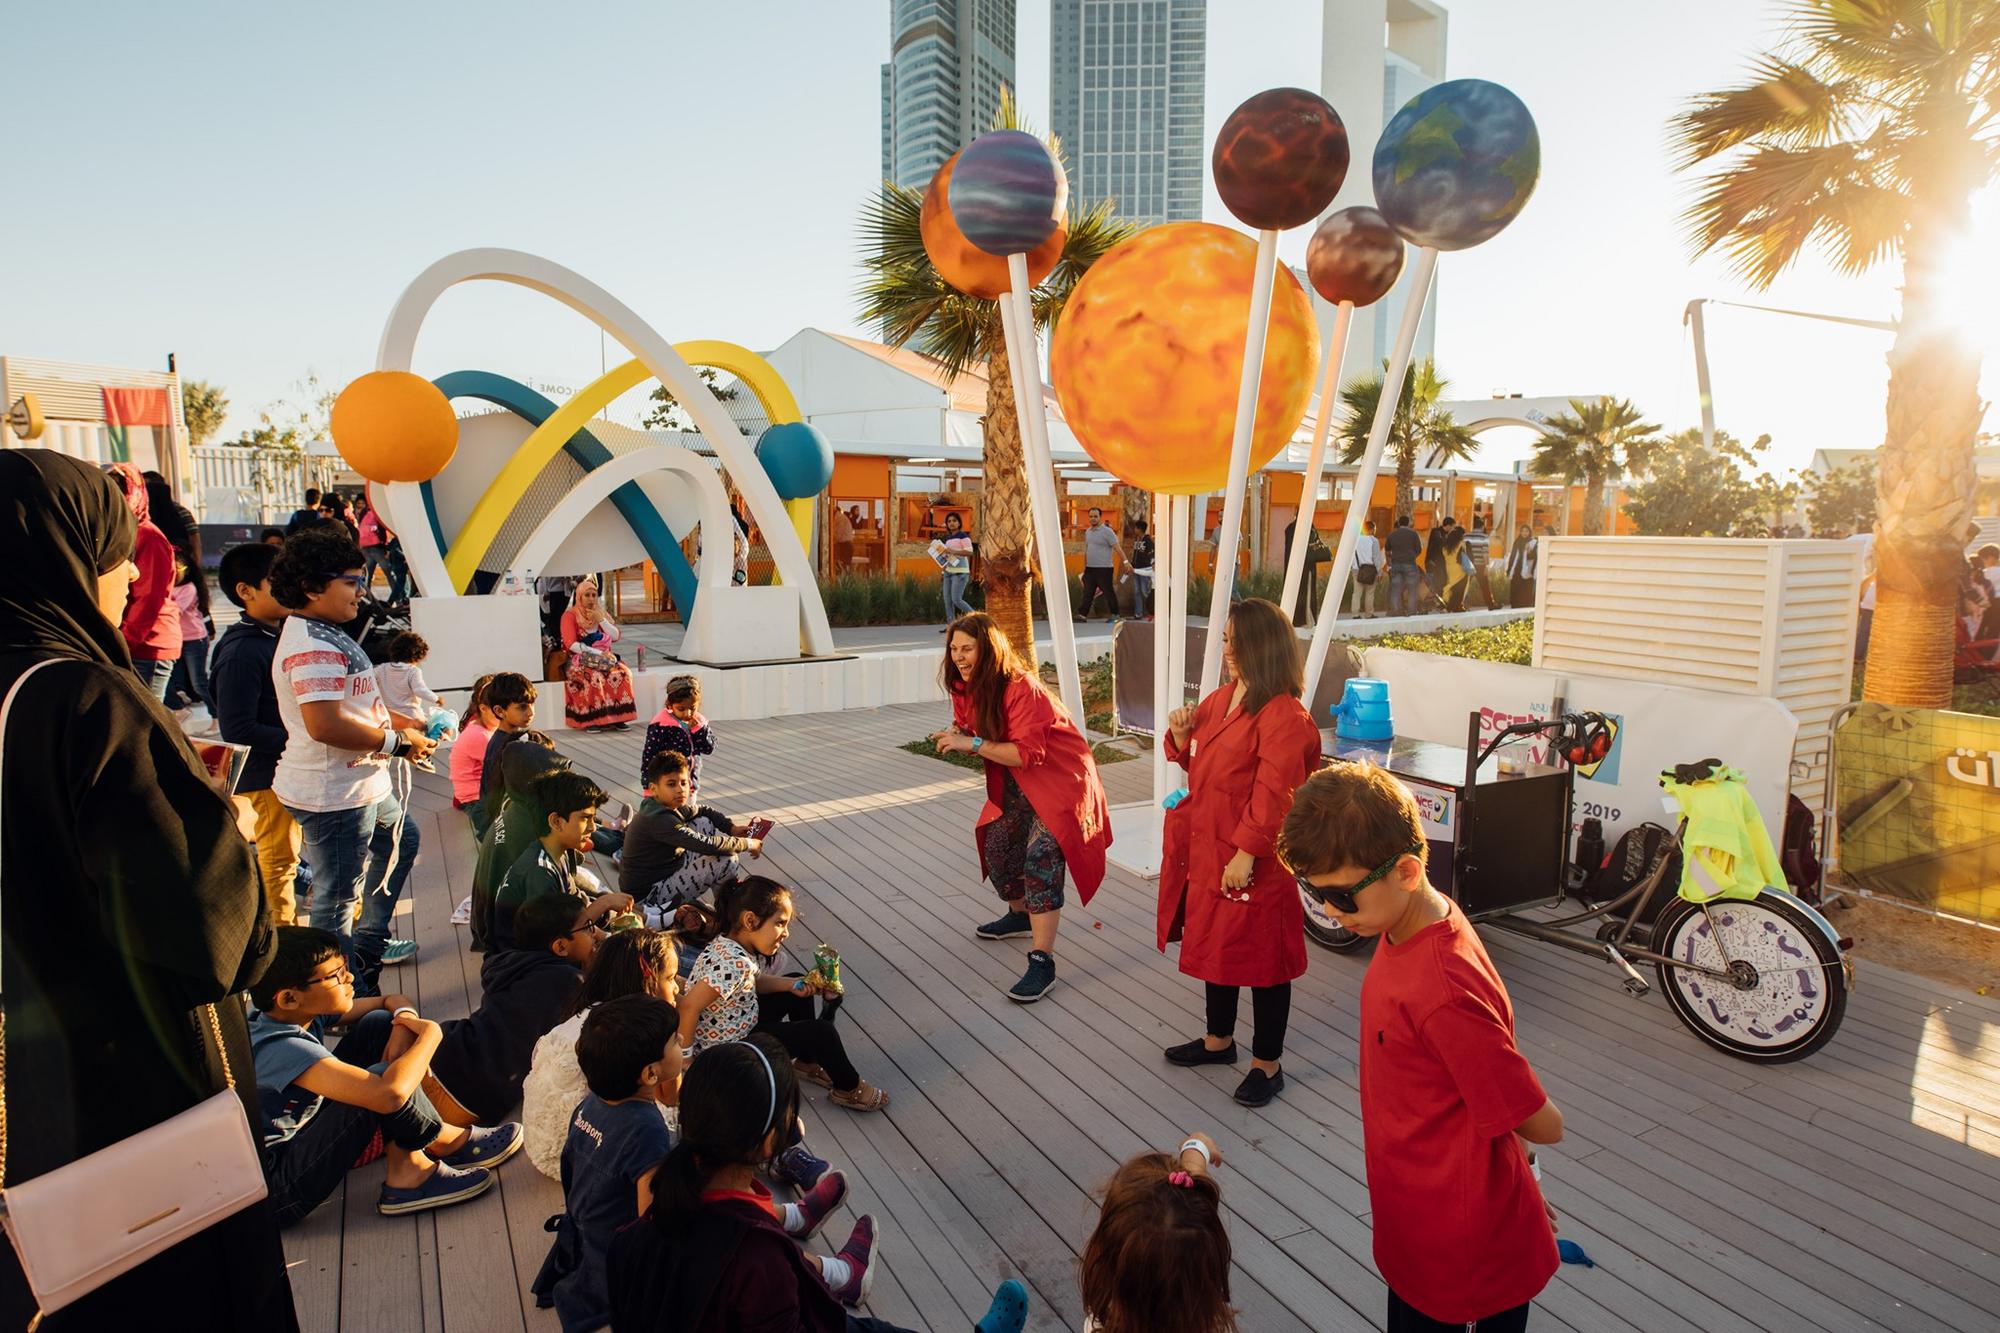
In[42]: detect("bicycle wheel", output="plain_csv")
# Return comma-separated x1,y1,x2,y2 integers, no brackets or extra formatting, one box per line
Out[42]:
1301,884,1369,953
1652,889,1847,1062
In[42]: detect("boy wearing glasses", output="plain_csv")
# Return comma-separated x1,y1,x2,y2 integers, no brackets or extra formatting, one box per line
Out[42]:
1279,764,1564,1333
249,925,523,1224
269,526,437,994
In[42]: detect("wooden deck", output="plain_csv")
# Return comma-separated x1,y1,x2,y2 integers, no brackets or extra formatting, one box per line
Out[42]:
286,701,2000,1333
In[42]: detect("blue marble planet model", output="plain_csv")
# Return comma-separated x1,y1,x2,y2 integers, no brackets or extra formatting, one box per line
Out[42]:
1211,87,1349,232
1305,206,1405,307
755,421,834,500
1373,78,1539,252
949,130,1067,257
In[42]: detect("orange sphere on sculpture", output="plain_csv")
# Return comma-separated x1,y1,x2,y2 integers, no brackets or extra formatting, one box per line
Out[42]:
920,151,1064,301
330,371,459,484
1051,222,1318,495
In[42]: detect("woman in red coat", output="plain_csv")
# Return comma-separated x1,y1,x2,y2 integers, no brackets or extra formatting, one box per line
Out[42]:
1158,597,1323,1107
931,612,1110,1003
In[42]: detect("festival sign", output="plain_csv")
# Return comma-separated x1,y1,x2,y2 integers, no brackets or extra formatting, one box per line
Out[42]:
1833,703,2000,925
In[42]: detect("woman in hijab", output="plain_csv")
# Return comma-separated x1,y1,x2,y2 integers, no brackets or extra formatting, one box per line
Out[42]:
558,576,637,731
0,450,295,1329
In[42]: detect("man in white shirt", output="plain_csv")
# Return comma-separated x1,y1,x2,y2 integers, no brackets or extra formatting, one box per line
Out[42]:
270,526,438,996
1350,520,1384,618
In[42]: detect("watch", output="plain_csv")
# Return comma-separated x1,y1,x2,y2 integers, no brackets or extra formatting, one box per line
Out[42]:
971,736,984,753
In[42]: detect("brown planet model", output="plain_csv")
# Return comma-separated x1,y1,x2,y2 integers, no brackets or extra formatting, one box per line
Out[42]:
1211,87,1349,232
920,151,1066,301
1304,206,1406,307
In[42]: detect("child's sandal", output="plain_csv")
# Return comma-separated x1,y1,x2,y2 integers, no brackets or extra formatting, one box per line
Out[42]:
793,1059,835,1089
830,1081,890,1113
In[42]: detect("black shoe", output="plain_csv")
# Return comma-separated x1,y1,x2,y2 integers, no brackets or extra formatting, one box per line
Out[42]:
1233,1067,1285,1107
1008,950,1056,1003
1164,1038,1240,1067
975,909,1032,940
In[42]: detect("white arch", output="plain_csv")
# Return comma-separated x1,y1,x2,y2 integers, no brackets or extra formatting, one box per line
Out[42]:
511,446,735,589
375,247,834,656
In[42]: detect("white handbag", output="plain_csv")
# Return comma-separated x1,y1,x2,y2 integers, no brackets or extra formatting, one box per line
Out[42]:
0,659,270,1324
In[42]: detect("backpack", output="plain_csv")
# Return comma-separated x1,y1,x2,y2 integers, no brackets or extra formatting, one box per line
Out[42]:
1582,822,1682,924
1779,794,1822,904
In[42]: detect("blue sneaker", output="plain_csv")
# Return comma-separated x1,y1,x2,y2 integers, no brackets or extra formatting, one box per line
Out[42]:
381,939,418,965
977,1279,1030,1333
1007,950,1057,1004
377,1163,492,1215
432,1121,522,1169
772,1142,830,1190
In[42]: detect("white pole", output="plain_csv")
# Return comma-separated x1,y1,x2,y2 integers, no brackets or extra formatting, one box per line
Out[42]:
1302,246,1440,704
1279,298,1355,620
1167,494,1192,729
1151,490,1172,805
1685,299,1717,453
1003,253,1086,729
1197,227,1280,698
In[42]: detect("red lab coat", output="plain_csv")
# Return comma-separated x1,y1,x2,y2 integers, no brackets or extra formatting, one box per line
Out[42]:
1158,688,1321,988
952,674,1110,904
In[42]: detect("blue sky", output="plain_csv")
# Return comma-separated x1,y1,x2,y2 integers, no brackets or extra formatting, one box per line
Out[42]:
6,0,1990,473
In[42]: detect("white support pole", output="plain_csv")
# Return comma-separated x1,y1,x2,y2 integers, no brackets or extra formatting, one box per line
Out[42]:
1197,227,1281,699
1685,299,1717,454
1302,246,1440,704
1279,298,1356,620
1166,493,1192,733
1151,490,1172,805
1002,253,1086,729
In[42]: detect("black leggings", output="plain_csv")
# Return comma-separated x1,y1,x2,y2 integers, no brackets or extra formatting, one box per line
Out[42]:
758,983,859,1091
1205,981,1291,1063
1388,1289,1530,1332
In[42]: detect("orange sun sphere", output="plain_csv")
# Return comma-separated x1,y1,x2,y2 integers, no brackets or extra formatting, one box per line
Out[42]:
330,371,459,484
920,151,1064,300
1052,222,1318,495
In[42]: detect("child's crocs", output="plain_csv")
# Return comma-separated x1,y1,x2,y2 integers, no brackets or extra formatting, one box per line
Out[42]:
432,1122,523,1169
377,1163,492,1215
976,1279,1030,1333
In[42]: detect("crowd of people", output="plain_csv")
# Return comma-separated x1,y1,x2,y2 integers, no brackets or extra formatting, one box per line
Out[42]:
0,455,1567,1333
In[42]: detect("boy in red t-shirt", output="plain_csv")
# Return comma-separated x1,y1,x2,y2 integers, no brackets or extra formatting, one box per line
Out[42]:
1280,763,1564,1332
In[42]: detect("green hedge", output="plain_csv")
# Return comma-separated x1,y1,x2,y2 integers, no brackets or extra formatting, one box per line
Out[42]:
1359,616,1535,665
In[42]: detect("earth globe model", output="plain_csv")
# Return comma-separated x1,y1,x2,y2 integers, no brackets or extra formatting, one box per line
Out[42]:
1372,78,1539,252
1305,206,1405,307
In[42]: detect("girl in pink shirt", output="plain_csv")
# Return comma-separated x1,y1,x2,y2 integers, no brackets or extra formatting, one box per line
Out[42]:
451,674,499,822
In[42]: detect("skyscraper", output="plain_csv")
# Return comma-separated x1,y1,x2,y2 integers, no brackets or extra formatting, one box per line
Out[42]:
1049,0,1206,226
881,0,1018,191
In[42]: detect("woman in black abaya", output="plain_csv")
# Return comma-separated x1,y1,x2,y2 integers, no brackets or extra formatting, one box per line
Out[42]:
0,450,295,1330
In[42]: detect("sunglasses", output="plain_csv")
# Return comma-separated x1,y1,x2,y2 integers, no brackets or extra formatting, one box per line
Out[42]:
1292,843,1424,915
332,574,368,591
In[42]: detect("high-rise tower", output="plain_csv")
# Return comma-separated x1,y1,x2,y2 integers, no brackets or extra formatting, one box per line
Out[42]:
1049,0,1206,225
881,0,1018,191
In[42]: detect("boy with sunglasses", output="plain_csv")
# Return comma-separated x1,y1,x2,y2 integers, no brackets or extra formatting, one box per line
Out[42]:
1279,763,1565,1333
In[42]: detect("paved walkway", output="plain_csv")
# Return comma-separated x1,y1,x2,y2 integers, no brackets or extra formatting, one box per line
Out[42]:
283,701,2000,1332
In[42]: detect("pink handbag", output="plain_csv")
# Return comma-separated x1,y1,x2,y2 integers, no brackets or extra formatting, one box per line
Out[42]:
0,660,269,1325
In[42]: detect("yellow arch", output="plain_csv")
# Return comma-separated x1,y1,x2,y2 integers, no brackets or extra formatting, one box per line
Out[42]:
442,341,802,592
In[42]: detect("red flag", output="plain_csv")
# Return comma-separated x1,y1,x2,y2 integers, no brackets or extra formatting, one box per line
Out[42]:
102,386,170,428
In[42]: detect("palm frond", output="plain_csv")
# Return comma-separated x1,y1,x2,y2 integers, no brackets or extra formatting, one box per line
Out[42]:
1669,55,1849,167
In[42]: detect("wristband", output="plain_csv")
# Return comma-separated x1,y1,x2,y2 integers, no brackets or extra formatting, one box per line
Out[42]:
379,728,403,756
1178,1137,1213,1168
391,1006,418,1021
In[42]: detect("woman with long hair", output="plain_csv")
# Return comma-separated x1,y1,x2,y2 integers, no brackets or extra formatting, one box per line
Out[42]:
1157,598,1322,1108
559,576,638,731
931,612,1110,1003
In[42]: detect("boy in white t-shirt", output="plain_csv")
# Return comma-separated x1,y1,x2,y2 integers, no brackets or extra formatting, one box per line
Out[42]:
270,527,438,995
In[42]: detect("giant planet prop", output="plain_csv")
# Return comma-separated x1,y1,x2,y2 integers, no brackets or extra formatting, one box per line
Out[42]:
1373,78,1540,252
1211,88,1349,232
949,129,1067,256
1052,222,1318,495
755,421,834,500
1305,206,1405,307
921,152,1064,300
331,370,458,484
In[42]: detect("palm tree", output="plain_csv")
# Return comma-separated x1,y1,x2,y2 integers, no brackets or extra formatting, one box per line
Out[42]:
1672,0,2000,707
1529,397,1663,536
1335,359,1477,522
181,380,229,448
857,90,1139,660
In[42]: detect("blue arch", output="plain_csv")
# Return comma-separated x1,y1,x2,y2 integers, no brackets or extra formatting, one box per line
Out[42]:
422,370,698,613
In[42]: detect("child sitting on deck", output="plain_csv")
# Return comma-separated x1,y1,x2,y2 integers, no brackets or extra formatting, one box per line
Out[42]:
373,630,443,730
425,892,610,1126
248,925,524,1225
620,750,762,910
450,672,498,831
493,768,633,951
640,674,714,795
679,877,888,1114
477,672,541,814
471,730,563,950
1078,1130,1232,1333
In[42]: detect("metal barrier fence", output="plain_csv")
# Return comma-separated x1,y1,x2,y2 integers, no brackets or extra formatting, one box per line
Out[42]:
186,446,341,525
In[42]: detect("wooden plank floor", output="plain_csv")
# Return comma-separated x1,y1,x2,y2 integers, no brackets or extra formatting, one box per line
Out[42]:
287,701,2000,1332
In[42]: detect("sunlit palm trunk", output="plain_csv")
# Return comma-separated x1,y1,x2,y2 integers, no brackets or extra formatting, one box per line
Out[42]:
1863,223,1982,708
981,329,1039,664
1394,446,1416,521
1583,472,1607,536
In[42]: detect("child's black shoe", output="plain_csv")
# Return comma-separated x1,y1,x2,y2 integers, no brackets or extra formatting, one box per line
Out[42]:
1007,950,1057,1003
1233,1067,1285,1108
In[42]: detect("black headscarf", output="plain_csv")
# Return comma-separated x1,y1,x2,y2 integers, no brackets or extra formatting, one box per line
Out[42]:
0,449,137,670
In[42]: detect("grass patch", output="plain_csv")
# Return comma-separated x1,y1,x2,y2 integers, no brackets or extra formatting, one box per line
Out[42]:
1355,616,1536,666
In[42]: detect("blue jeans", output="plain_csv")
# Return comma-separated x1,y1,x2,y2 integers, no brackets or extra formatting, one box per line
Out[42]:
290,791,421,996
942,571,974,622
1133,573,1153,616
1387,565,1421,617
262,1010,445,1228
165,637,210,710
131,656,172,700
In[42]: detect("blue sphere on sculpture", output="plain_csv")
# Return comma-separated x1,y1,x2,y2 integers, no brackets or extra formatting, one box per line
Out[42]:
1372,78,1539,252
756,422,834,501
949,130,1067,257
